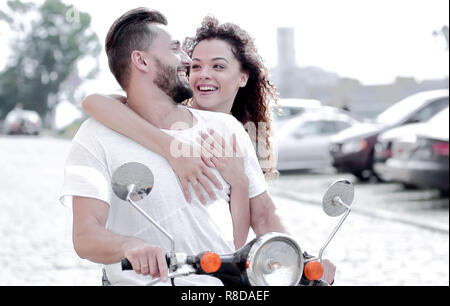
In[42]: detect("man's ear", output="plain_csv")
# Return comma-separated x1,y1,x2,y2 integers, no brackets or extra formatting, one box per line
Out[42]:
131,51,150,72
239,71,249,88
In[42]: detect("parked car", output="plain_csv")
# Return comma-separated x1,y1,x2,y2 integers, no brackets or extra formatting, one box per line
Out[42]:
3,106,42,135
381,107,449,195
329,90,449,181
373,123,422,182
272,98,322,129
275,106,362,171
373,108,446,182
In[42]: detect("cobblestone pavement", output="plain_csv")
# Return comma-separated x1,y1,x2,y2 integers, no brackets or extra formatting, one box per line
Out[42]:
0,136,448,286
270,169,449,232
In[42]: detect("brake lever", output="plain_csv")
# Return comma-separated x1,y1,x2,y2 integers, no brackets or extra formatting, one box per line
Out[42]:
145,265,196,286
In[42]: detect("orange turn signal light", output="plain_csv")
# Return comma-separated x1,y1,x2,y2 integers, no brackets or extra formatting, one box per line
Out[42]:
200,252,222,273
304,261,324,281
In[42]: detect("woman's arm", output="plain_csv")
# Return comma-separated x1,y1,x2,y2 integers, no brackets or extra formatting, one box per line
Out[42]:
83,94,171,157
82,94,222,203
200,131,251,250
228,177,250,250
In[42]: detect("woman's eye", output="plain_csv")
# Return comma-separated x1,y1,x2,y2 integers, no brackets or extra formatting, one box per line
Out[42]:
214,65,225,70
191,65,200,69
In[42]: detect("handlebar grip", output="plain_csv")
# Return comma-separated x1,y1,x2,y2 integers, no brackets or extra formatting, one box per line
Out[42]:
121,258,133,271
120,255,172,271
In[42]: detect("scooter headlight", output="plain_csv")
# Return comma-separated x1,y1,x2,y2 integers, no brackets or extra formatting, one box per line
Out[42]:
246,233,303,286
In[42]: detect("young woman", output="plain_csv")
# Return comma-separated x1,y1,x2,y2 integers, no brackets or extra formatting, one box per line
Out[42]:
82,16,279,249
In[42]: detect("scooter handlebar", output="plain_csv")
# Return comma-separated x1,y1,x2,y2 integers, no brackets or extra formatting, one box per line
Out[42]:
120,255,173,271
121,258,133,271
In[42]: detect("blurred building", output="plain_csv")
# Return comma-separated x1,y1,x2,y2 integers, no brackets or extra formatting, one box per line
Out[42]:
271,27,449,118
272,28,340,100
274,28,298,97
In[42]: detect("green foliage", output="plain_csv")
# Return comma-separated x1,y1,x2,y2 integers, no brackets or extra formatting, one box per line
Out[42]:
0,0,101,121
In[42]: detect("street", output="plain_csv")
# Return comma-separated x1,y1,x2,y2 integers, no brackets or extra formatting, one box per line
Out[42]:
0,136,448,286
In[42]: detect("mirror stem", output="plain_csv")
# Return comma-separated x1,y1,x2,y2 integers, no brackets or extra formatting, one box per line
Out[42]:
126,184,178,271
333,196,352,210
318,205,351,263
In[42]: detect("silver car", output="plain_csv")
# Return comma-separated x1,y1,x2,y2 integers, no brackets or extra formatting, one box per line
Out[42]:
3,108,42,135
380,107,449,195
272,98,322,129
275,106,362,171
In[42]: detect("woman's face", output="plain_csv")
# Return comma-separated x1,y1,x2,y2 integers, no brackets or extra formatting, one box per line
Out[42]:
189,39,249,114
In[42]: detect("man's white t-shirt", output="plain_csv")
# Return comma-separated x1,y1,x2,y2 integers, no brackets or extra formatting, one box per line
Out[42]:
59,108,267,286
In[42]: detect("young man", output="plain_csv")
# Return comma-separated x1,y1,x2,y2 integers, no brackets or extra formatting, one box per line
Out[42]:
59,8,287,286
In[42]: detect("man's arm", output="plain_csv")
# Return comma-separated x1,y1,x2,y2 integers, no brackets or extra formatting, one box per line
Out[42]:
249,192,337,284
72,196,168,281
249,192,286,236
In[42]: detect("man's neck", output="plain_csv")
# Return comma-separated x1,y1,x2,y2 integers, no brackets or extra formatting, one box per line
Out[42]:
126,83,192,130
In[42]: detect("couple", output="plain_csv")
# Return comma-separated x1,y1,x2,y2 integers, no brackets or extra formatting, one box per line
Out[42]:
60,7,335,286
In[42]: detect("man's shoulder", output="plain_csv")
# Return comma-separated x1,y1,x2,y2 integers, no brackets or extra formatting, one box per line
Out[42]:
73,118,120,145
77,117,108,130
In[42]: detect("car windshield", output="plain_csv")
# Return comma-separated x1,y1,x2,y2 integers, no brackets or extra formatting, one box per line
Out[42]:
272,107,305,120
428,107,449,125
376,93,437,126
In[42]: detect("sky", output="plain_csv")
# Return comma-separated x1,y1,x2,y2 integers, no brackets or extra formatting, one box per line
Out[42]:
0,0,449,96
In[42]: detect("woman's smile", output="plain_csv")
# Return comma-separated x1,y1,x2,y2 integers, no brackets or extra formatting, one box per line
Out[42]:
196,84,219,96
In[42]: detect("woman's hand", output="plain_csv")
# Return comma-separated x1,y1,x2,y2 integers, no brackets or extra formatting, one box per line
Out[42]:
199,130,250,250
198,129,247,187
167,139,222,205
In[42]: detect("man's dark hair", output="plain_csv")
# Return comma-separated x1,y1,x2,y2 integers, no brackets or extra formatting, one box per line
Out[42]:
105,8,167,89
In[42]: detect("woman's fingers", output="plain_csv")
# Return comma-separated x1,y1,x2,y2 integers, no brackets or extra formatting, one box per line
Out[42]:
205,130,240,158
202,166,223,190
189,171,218,204
209,129,233,157
199,132,224,158
197,174,217,201
201,152,215,168
173,132,243,205
190,176,206,205
210,156,224,173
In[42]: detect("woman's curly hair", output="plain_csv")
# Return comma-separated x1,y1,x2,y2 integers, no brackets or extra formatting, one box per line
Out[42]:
183,16,280,180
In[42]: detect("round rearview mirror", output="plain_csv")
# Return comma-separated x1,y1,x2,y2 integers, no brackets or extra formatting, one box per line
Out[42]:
112,162,154,202
322,179,354,217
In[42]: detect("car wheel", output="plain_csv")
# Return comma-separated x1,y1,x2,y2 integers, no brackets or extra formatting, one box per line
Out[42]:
439,189,449,198
372,170,386,183
402,183,419,190
352,170,372,182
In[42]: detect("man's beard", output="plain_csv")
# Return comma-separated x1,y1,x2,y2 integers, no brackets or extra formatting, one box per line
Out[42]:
153,58,193,104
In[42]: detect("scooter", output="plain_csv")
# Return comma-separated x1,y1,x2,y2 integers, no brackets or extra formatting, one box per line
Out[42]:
111,162,355,286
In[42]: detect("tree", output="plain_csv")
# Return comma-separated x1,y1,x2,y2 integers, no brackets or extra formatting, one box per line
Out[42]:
0,0,101,124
